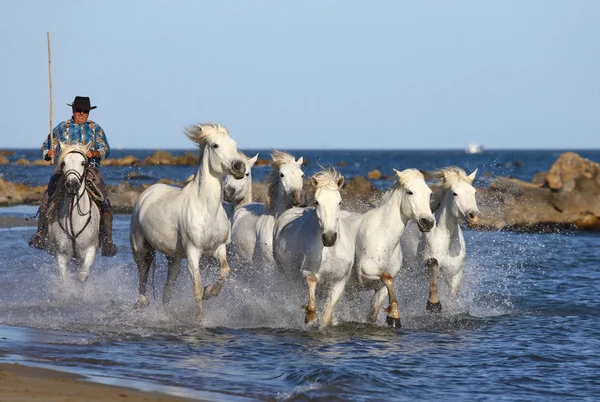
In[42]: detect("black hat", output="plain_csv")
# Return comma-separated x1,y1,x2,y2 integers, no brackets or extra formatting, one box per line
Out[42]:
67,96,97,111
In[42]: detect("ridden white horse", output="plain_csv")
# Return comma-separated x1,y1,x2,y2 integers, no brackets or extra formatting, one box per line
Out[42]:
222,152,259,220
130,122,246,321
273,167,354,327
345,168,435,328
401,167,480,313
46,141,100,284
230,150,304,264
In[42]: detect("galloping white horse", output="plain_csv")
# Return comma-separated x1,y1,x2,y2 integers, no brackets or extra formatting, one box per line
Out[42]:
130,122,246,321
47,142,100,284
345,168,435,328
230,150,304,264
401,167,479,313
273,167,354,327
222,152,259,220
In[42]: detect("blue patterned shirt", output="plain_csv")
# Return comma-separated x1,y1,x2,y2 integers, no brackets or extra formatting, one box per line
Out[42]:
41,118,111,166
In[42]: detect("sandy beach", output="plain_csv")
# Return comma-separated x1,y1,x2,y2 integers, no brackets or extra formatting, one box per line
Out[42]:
0,362,201,402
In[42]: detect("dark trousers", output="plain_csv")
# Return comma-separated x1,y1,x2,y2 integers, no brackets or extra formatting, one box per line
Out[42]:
41,166,112,213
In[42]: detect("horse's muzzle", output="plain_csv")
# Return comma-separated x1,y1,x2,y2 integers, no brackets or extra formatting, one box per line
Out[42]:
289,189,303,206
230,160,246,180
466,211,480,227
64,178,81,194
417,216,435,233
322,232,337,247
223,186,235,202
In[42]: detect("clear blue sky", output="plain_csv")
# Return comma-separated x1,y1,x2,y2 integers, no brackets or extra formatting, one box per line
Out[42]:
1,1,598,150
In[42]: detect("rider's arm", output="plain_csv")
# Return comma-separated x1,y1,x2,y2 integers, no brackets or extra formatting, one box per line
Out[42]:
92,125,111,161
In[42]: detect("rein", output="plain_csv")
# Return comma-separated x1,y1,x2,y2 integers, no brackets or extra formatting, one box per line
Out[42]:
57,159,95,257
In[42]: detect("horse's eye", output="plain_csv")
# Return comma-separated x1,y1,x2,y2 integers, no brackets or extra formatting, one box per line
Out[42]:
61,161,65,167
280,173,284,178
301,174,305,178
314,200,319,206
245,173,250,177
81,161,86,166
212,144,219,149
406,190,413,195
453,192,458,196
339,201,342,206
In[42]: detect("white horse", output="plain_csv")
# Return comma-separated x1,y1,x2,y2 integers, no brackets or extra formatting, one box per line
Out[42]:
222,152,259,220
345,168,435,328
46,141,100,284
130,122,246,321
230,150,304,264
273,167,354,327
401,167,479,313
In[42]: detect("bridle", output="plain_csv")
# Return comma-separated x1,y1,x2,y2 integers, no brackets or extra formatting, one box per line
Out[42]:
58,150,93,256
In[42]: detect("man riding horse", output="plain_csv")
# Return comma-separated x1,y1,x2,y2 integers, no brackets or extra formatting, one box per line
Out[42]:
28,96,118,256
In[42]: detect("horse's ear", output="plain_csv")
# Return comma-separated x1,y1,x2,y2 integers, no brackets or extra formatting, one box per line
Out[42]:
337,175,345,189
58,140,66,149
311,176,319,188
296,157,304,166
248,153,259,167
393,168,402,179
84,141,93,152
467,169,478,183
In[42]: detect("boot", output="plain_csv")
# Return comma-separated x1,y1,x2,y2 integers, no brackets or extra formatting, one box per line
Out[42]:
100,212,118,257
28,207,49,250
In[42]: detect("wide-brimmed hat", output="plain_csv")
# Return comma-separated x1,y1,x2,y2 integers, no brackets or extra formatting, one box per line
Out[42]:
67,96,97,111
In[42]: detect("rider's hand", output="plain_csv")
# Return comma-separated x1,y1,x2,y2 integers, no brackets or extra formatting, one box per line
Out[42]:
45,150,56,161
87,150,101,159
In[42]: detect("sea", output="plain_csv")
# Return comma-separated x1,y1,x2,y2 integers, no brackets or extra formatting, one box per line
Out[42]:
1,149,599,401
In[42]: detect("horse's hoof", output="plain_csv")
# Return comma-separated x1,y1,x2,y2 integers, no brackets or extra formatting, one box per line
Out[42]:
304,310,318,324
133,298,148,310
426,301,442,314
386,316,401,328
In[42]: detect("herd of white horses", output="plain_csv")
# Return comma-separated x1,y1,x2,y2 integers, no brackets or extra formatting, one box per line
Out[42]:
44,122,480,328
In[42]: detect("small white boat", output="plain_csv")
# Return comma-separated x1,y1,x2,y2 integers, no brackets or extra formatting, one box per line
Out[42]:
466,143,484,154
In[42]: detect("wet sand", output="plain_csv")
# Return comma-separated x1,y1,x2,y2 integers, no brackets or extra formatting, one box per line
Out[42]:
0,362,201,402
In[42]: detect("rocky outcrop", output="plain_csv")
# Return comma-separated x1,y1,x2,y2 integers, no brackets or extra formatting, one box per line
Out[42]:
2,152,599,233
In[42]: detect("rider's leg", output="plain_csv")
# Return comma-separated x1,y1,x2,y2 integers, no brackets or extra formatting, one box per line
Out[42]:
28,173,60,249
88,167,118,257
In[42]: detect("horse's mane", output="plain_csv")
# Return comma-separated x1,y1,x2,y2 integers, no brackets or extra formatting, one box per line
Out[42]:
429,166,473,211
265,150,298,211
184,122,229,147
379,168,424,204
54,142,89,173
311,166,343,193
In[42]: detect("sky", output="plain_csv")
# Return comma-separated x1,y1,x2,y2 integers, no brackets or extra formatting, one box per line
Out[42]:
1,1,598,150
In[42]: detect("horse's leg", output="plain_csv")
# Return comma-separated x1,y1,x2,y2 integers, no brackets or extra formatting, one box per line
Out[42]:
163,256,181,305
368,285,389,324
449,269,463,307
321,279,347,327
426,258,442,313
56,253,69,285
186,247,204,322
203,244,230,300
381,272,401,328
302,273,318,324
134,240,155,309
77,248,96,283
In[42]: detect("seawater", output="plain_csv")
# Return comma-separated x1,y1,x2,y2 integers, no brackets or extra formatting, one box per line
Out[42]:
0,150,599,401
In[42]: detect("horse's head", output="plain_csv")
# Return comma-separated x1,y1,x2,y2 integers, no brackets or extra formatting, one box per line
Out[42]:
311,167,344,247
266,150,305,211
185,122,246,179
223,152,258,203
393,168,435,232
56,141,91,195
431,167,480,226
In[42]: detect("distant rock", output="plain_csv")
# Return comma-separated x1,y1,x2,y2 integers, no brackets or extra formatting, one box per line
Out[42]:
0,154,9,165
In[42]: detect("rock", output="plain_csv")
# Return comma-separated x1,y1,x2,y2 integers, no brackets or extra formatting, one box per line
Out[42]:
367,169,382,180
103,155,141,166
546,152,599,190
0,154,8,165
0,150,14,157
254,159,270,166
337,161,348,167
13,158,30,165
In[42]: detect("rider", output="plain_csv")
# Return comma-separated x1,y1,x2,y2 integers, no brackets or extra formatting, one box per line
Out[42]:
28,96,118,256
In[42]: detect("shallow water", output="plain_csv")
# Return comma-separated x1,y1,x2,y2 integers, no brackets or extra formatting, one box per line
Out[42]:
1,205,599,401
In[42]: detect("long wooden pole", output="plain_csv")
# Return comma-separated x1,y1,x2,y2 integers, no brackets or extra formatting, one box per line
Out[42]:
47,32,54,164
